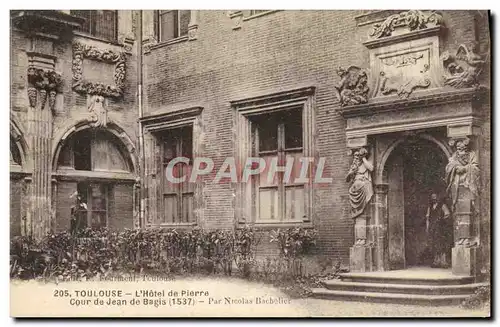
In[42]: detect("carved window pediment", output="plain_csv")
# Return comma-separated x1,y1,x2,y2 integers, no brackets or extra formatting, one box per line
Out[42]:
72,42,126,98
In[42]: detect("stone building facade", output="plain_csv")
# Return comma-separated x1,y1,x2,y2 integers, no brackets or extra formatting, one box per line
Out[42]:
10,10,491,276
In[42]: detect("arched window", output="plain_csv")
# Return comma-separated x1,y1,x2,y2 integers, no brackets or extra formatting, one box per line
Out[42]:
57,129,132,173
55,129,135,232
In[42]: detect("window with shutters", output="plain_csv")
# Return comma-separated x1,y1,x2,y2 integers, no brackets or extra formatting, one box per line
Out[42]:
160,126,194,224
71,10,118,42
232,86,315,227
155,10,191,43
72,182,109,230
250,109,305,222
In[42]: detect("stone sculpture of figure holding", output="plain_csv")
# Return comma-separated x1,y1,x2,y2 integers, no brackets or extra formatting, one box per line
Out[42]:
445,137,480,212
345,147,374,219
88,95,107,128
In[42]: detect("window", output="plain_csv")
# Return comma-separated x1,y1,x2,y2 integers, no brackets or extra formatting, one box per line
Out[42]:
160,126,194,224
155,10,190,42
250,108,305,222
57,130,131,172
71,182,109,231
71,10,118,42
232,86,315,225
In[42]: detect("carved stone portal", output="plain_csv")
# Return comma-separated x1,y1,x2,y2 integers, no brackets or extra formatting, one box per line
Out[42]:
72,42,126,98
27,66,63,111
87,94,108,128
441,43,486,89
334,66,369,106
370,10,444,39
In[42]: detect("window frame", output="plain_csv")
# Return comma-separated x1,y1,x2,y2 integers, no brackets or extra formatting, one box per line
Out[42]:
252,109,305,223
71,10,118,42
155,10,190,43
139,105,203,228
159,126,195,224
232,86,316,228
73,182,110,230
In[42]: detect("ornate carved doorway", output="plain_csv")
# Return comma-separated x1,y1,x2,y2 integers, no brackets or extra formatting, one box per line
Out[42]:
384,136,449,269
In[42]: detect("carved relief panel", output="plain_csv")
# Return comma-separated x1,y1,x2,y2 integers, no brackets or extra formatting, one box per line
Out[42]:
363,10,445,99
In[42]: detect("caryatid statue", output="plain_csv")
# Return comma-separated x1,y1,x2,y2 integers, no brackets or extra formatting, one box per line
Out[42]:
345,147,374,219
445,137,480,212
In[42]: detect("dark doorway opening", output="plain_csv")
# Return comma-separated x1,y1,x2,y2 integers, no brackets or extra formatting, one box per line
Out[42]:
402,138,448,267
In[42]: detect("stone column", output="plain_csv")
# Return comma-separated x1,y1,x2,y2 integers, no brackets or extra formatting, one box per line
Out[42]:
447,124,481,276
143,131,158,227
347,140,376,272
373,184,389,271
26,39,61,240
350,211,375,272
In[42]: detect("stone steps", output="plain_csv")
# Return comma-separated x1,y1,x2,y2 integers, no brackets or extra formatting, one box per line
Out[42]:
310,270,487,306
322,280,488,295
338,272,474,285
311,288,471,306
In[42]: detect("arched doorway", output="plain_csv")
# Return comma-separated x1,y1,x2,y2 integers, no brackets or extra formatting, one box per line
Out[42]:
53,127,137,232
384,135,450,269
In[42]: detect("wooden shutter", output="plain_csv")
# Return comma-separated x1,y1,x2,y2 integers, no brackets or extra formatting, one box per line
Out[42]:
55,181,78,233
108,183,134,230
10,177,22,237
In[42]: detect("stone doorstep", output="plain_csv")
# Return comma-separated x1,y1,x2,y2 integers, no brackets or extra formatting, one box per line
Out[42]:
310,288,471,306
322,280,489,296
338,272,475,286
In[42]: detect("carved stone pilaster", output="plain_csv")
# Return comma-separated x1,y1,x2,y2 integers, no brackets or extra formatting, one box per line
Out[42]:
188,10,199,41
446,136,481,276
27,66,62,111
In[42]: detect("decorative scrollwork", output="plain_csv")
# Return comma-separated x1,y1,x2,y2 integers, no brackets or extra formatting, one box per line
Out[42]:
370,10,444,39
26,66,63,110
72,42,126,98
334,66,370,106
441,42,486,89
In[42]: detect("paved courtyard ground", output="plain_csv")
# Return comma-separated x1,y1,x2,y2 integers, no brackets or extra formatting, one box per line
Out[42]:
10,276,490,317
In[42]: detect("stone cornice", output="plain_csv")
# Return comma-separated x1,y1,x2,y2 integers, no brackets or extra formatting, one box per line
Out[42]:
230,85,316,111
11,10,84,37
140,105,204,131
337,87,488,119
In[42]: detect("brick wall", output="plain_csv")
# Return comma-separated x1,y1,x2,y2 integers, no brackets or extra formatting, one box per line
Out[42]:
144,10,491,265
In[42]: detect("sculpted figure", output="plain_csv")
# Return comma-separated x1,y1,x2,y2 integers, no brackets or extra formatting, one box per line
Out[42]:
345,148,374,219
442,42,486,88
445,138,480,211
88,95,107,128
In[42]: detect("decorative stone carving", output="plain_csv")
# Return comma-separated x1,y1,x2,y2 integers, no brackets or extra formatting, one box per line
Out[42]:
445,137,480,212
72,42,126,98
441,43,486,89
27,66,63,110
379,71,431,98
88,94,108,128
334,66,369,106
345,147,374,219
370,10,443,39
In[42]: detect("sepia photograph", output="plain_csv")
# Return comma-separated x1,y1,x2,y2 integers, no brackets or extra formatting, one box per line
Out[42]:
8,8,491,318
